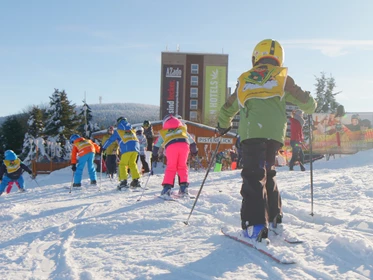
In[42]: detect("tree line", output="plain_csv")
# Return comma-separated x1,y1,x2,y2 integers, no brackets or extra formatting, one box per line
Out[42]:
0,89,100,164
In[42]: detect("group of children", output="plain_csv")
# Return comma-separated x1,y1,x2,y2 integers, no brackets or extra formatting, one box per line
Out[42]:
68,115,197,197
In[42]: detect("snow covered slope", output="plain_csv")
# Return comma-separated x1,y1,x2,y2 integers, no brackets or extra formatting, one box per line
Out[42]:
1,151,373,279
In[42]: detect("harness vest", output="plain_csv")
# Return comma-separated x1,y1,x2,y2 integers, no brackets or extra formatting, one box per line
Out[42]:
118,129,139,144
4,158,21,174
237,64,288,107
159,126,188,147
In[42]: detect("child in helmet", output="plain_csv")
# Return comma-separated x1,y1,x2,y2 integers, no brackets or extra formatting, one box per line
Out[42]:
135,126,150,173
152,114,198,197
101,119,141,189
102,126,119,179
217,39,317,242
0,150,34,195
142,120,154,165
70,134,101,187
289,109,306,171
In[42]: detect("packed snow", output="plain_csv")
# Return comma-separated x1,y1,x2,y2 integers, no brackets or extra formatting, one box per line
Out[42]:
1,150,373,280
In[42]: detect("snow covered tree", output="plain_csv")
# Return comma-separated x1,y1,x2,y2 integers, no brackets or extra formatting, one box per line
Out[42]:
43,89,81,158
21,106,45,164
314,72,342,113
78,101,100,139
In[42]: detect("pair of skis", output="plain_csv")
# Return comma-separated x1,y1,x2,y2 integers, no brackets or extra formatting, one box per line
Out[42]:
221,226,303,264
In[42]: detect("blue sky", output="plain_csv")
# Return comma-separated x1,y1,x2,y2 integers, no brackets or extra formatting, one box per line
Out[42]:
1,0,372,117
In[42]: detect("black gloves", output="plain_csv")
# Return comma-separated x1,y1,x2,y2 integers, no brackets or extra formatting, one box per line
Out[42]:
71,164,77,172
216,124,231,136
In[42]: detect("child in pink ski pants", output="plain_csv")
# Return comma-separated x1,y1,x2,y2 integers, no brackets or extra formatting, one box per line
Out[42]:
153,115,198,195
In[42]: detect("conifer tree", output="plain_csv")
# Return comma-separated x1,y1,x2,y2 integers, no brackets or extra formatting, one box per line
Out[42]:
44,89,81,158
78,100,100,139
314,72,341,113
0,116,25,155
21,106,45,164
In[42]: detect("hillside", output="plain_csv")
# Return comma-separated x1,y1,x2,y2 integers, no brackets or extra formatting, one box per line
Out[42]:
88,103,160,128
0,103,160,128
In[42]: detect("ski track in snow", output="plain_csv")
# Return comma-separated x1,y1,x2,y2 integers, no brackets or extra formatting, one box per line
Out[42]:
1,151,373,279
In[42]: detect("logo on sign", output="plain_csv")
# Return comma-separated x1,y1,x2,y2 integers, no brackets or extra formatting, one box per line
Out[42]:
166,67,182,78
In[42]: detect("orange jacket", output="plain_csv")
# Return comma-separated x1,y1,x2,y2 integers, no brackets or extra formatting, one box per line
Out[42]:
71,137,101,164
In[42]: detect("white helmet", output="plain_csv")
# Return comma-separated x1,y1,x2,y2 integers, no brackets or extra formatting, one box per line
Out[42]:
136,126,144,132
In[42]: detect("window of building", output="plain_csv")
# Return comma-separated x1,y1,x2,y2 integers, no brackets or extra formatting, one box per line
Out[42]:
191,64,199,74
190,111,198,121
190,88,198,98
191,76,198,86
190,100,198,110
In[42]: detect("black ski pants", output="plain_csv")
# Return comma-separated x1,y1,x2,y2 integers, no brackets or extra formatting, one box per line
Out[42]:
240,138,282,229
137,155,150,173
106,154,117,175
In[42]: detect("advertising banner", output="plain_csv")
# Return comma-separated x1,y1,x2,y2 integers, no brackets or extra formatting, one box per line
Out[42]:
310,113,373,154
203,66,227,126
161,65,184,118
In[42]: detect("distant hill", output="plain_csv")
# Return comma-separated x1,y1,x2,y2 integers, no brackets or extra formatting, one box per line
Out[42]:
88,103,160,128
0,103,160,128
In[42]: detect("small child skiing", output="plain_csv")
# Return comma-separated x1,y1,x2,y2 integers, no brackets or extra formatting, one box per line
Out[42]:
152,114,198,197
102,126,119,179
101,119,141,189
0,150,35,195
70,134,101,187
136,126,150,173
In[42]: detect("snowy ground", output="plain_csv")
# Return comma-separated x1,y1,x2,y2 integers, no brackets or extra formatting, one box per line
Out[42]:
1,151,373,280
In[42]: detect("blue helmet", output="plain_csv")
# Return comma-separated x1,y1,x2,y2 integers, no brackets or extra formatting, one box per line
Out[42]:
4,150,17,161
70,134,80,144
118,120,132,131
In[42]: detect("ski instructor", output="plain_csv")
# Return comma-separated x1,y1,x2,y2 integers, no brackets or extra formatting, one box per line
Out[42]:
217,39,317,242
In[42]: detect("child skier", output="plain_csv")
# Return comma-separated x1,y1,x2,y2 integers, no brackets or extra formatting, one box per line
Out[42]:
217,39,317,242
289,109,306,171
136,126,150,173
143,120,154,165
101,119,141,189
0,150,35,195
152,114,197,197
102,126,119,179
70,134,101,187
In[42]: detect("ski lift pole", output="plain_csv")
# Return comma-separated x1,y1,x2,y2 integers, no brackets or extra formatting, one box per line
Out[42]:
308,114,314,216
184,129,229,225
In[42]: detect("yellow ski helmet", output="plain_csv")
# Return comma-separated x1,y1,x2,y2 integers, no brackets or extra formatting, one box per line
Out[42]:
252,39,284,66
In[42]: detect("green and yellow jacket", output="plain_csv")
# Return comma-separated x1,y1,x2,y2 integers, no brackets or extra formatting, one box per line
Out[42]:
218,65,317,144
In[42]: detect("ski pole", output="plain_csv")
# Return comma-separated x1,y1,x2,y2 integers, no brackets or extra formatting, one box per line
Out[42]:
136,162,155,202
32,176,40,187
184,135,224,225
99,152,103,191
308,115,314,216
69,171,75,194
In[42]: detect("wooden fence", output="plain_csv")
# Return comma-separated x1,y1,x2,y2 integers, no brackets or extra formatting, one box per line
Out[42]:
32,160,71,174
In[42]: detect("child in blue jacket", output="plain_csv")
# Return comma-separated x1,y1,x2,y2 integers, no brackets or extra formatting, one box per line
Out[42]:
0,150,35,195
102,119,141,189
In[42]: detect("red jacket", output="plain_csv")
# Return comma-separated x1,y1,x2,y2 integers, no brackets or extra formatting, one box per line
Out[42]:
290,117,304,142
